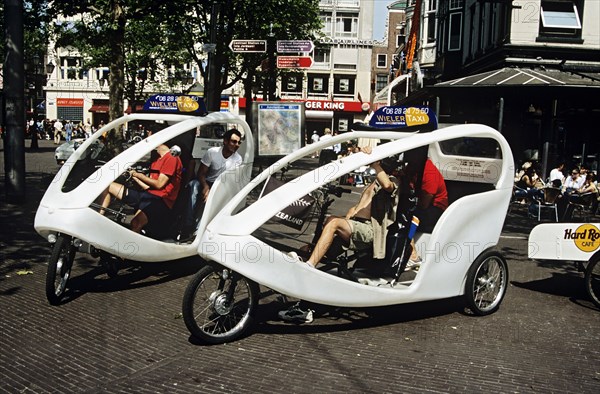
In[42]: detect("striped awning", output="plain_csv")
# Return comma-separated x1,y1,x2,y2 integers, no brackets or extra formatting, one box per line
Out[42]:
435,67,600,88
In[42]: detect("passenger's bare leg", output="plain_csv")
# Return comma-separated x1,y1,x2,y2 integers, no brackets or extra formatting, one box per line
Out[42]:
130,210,148,233
98,182,126,215
308,217,352,267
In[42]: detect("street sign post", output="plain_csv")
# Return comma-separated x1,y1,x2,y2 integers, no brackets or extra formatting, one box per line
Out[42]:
276,56,314,69
276,40,314,53
229,40,267,53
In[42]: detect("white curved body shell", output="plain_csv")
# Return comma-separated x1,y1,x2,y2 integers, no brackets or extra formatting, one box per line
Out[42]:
199,123,514,307
35,116,513,308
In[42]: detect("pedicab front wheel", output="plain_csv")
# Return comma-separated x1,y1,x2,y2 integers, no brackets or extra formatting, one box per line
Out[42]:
465,250,508,316
584,257,600,309
45,234,76,305
182,263,259,344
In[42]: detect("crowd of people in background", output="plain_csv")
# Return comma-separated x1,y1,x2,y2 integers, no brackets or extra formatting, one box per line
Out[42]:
514,159,599,220
21,118,100,146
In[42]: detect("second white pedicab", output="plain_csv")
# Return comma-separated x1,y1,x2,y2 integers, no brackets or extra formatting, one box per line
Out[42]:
182,111,515,344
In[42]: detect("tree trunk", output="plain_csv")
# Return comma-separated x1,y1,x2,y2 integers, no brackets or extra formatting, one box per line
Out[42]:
107,0,126,150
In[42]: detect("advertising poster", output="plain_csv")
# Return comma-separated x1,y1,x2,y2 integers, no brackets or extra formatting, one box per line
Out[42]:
256,102,304,156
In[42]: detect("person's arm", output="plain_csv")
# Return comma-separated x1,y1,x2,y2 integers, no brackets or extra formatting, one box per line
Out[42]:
345,183,376,219
197,163,211,202
359,146,395,192
130,170,170,190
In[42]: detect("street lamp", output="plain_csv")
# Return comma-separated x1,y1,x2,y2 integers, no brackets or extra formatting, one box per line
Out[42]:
46,61,55,76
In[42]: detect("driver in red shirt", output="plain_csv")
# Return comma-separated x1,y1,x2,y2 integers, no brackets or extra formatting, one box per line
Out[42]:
99,143,182,235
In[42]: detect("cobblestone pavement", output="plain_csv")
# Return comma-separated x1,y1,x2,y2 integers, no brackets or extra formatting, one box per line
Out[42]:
1,139,598,393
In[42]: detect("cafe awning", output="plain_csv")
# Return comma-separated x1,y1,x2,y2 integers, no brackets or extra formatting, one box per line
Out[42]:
435,67,600,88
89,104,109,113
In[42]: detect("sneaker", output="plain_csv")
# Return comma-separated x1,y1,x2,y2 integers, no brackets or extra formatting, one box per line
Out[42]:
278,302,314,324
405,256,423,271
287,251,315,268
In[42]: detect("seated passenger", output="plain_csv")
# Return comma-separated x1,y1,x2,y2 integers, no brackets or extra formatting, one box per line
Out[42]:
407,158,448,267
294,146,400,268
98,143,183,235
180,129,243,238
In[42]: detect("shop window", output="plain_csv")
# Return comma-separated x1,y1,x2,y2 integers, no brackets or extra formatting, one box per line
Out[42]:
377,54,387,68
538,1,583,42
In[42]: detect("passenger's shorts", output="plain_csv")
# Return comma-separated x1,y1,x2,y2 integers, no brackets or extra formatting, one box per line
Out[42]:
348,219,374,250
123,188,170,234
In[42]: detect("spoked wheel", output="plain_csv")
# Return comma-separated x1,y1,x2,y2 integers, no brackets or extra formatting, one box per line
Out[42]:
182,264,259,344
584,258,600,309
465,250,508,316
45,234,76,305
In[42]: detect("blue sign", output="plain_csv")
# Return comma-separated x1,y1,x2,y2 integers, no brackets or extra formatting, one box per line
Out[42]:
143,94,207,115
369,106,437,129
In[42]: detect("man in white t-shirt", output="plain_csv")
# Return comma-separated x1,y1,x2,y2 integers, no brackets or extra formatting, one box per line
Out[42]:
549,162,565,187
53,119,63,144
318,128,336,166
180,129,243,238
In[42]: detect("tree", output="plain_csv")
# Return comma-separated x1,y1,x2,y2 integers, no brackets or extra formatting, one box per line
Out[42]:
163,0,322,111
48,0,189,147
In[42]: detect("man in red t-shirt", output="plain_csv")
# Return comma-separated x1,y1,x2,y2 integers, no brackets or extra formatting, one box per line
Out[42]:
99,143,182,234
408,158,448,267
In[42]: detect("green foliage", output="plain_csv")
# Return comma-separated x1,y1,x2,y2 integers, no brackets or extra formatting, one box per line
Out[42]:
0,1,51,78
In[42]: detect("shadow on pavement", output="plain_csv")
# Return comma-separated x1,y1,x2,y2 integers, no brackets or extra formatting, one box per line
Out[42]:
56,255,205,304
254,296,465,336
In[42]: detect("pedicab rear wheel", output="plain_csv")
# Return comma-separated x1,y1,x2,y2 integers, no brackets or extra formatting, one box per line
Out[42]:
182,263,259,344
46,234,76,305
465,250,508,316
584,258,600,309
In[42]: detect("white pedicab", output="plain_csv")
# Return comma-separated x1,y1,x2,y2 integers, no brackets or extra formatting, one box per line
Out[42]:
34,111,255,305
528,223,600,308
182,123,515,344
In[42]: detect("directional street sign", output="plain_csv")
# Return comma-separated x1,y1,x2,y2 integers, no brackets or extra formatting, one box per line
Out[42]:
276,56,314,69
276,40,314,53
229,39,267,53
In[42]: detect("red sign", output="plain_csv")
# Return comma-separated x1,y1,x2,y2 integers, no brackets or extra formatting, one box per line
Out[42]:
57,98,84,107
238,98,367,113
276,56,313,69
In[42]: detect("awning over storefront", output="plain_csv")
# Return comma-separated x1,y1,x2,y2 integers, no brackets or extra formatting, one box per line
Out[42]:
89,104,109,113
436,67,600,88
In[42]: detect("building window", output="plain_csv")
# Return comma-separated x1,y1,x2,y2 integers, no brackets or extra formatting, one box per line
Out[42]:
396,33,405,48
308,74,329,94
377,54,387,68
376,74,388,92
335,13,358,38
282,75,303,93
333,75,355,95
448,12,462,51
425,0,438,44
320,14,333,35
314,48,331,64
60,57,82,80
539,0,582,39
450,0,463,10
